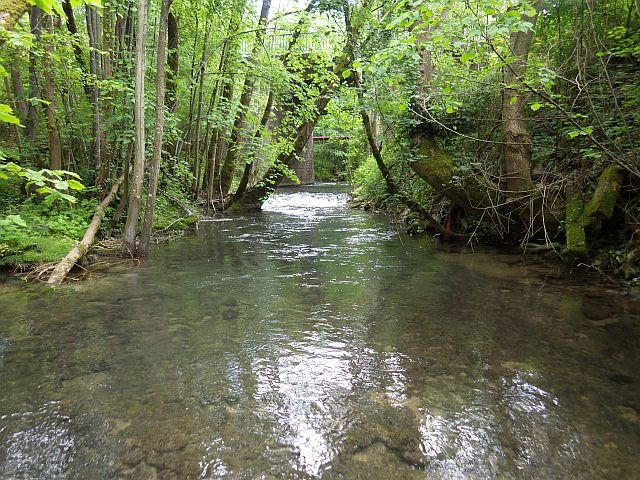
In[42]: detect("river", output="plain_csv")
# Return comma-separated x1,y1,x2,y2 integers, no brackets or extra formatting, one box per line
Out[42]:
1,184,639,479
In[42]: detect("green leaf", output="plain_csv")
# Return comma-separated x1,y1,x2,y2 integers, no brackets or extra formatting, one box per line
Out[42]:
460,51,475,63
31,0,55,14
67,179,85,191
54,179,69,190
342,69,352,79
7,214,27,227
530,102,542,112
0,104,20,125
568,130,580,139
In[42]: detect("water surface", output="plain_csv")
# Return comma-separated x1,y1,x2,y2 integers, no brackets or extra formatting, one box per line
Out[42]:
1,184,639,479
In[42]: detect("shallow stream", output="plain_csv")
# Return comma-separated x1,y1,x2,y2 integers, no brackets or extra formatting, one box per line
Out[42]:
1,184,639,479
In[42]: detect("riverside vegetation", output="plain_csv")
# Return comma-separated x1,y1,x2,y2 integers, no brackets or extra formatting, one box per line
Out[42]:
0,0,638,283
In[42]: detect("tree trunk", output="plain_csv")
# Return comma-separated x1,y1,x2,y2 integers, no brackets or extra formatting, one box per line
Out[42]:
191,26,209,197
122,0,149,256
9,67,28,118
42,14,63,170
62,0,88,73
26,6,41,148
86,5,108,185
166,10,178,112
138,0,172,257
502,0,542,194
218,0,271,197
3,75,22,149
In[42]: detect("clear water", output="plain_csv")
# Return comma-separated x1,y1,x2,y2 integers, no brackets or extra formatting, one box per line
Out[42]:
1,184,639,479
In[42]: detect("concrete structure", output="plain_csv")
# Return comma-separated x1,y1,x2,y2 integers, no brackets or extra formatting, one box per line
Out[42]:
280,123,314,185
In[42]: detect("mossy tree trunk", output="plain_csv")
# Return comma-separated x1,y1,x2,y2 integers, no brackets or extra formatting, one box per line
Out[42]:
42,14,63,170
502,0,541,195
564,164,623,255
0,0,30,31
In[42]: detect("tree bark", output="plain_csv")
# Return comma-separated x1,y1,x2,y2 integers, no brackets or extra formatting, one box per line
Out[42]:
123,0,149,256
26,6,42,148
62,0,88,73
138,0,172,257
502,0,542,194
166,9,179,112
42,14,63,170
9,67,28,118
191,26,209,197
86,5,108,185
48,175,125,286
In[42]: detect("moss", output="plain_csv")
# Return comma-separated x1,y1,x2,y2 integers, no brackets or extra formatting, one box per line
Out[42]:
0,0,30,30
584,165,623,220
412,137,455,188
565,196,588,255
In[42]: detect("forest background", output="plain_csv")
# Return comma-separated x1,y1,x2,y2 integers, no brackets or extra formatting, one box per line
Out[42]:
0,0,638,282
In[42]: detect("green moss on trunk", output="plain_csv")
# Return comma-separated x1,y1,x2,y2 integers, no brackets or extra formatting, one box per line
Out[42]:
565,195,587,255
584,165,623,221
0,0,30,30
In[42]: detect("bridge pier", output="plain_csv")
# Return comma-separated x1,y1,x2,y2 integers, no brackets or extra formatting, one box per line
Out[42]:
281,123,314,185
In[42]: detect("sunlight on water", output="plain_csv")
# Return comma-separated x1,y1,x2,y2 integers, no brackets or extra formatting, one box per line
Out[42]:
262,190,350,218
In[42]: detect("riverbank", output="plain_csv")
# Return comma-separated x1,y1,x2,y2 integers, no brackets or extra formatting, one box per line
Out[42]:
0,179,200,279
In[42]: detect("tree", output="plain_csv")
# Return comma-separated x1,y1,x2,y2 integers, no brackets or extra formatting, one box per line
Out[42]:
122,0,149,256
138,0,173,257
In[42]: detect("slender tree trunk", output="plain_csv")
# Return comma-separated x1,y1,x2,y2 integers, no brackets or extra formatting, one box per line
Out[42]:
9,68,28,118
232,90,274,202
26,6,42,148
62,1,88,72
502,0,542,194
191,26,209,197
183,16,200,164
218,0,271,197
138,0,172,257
3,76,22,149
42,14,63,170
123,0,149,256
166,10,179,112
86,5,108,185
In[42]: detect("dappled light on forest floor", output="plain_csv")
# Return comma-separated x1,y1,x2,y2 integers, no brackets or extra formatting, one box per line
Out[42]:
1,185,639,479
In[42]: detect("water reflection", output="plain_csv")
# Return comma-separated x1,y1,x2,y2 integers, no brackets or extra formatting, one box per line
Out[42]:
1,184,639,479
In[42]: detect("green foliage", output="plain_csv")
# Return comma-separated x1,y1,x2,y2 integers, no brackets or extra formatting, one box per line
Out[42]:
0,198,97,266
0,162,85,205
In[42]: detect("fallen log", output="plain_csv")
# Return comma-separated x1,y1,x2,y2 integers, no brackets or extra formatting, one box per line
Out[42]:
48,175,125,286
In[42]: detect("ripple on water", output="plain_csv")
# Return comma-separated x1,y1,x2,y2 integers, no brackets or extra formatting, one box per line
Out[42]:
1,402,74,480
